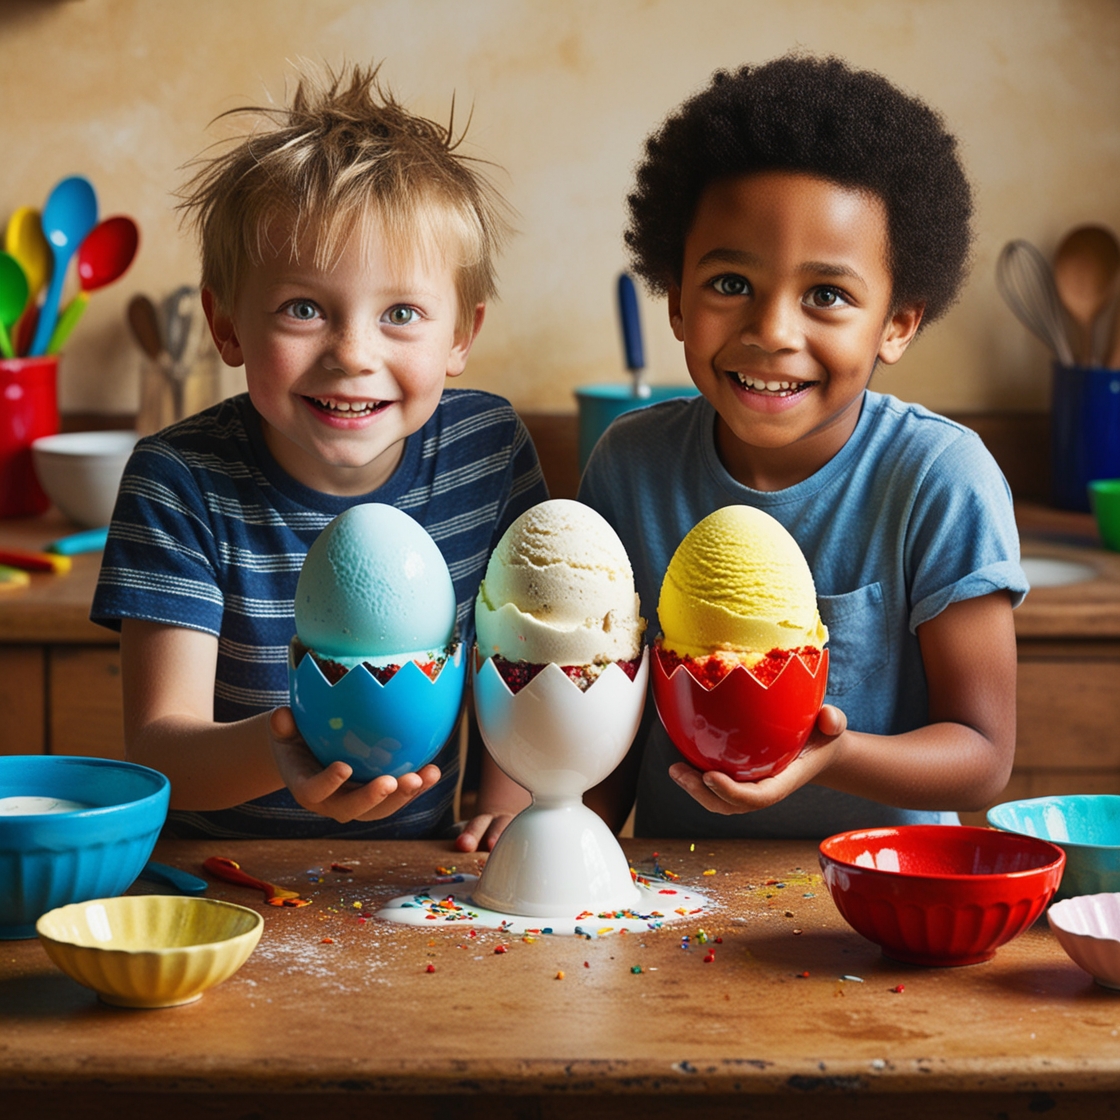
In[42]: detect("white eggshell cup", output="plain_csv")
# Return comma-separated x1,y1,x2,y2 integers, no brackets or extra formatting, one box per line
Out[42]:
470,648,648,917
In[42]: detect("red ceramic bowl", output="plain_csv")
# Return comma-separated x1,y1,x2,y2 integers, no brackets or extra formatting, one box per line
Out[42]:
819,825,1066,967
650,642,828,781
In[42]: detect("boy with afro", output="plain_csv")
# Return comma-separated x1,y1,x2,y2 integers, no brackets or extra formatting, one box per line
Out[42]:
579,54,1028,839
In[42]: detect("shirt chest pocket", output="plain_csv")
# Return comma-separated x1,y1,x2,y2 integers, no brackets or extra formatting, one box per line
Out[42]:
817,583,890,697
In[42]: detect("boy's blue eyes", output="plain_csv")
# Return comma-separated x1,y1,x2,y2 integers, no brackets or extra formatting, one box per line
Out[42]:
385,306,418,325
279,302,419,324
285,300,320,321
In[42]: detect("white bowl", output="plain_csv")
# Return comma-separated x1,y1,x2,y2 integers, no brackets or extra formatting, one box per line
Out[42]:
31,430,137,528
1048,892,1120,989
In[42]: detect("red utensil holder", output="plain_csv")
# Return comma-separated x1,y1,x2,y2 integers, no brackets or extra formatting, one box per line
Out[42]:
0,355,59,518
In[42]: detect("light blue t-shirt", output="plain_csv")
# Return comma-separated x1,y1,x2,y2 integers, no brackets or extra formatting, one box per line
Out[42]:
578,390,1028,839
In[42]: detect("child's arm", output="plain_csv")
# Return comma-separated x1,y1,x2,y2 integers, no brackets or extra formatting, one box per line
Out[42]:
667,591,1017,814
120,619,440,820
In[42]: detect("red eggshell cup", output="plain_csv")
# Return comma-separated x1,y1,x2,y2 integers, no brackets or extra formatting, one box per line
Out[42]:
819,825,1066,967
650,643,828,781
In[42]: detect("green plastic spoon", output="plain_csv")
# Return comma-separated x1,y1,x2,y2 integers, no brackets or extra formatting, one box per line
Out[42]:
0,252,30,360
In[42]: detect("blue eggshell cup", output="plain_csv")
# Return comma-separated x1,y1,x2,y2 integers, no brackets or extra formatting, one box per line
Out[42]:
288,644,466,782
987,794,1120,901
0,755,170,939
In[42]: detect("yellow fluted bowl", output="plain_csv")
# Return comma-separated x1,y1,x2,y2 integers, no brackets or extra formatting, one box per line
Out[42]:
36,895,263,1008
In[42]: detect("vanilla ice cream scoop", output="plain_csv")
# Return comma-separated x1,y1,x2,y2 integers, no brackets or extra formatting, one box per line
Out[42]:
475,499,645,665
659,505,827,661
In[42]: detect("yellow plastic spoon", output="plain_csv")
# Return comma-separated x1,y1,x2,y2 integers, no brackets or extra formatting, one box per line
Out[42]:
4,206,51,305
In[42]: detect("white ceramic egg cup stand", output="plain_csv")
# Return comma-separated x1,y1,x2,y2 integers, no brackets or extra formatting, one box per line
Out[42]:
377,650,709,937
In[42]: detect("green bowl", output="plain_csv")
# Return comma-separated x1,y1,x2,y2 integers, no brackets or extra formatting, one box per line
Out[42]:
1089,478,1120,551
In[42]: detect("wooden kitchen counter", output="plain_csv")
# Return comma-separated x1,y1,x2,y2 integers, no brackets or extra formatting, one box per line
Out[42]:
3,838,1120,1119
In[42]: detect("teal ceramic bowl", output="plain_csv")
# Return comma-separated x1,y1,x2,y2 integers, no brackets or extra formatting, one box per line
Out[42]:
288,644,467,782
987,795,1120,901
1088,478,1120,551
0,756,170,939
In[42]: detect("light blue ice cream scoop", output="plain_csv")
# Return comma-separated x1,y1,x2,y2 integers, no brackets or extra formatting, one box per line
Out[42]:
294,503,457,667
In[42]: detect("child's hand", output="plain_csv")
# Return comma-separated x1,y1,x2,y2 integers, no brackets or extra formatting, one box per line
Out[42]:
667,703,847,815
454,810,516,853
268,707,441,823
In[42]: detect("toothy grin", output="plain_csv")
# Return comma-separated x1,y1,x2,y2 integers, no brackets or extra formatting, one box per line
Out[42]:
310,397,387,418
733,373,809,396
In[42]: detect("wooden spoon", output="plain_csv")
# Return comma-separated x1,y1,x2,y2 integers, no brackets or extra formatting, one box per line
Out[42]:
1052,225,1120,366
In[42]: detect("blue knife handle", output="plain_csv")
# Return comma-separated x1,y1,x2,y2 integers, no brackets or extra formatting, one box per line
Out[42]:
617,273,645,371
139,860,208,895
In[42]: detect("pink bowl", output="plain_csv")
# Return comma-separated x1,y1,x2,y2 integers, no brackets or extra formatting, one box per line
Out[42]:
819,825,1066,966
651,644,827,781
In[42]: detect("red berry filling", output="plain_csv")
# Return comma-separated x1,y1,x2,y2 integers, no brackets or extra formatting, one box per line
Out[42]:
655,643,822,689
292,638,447,685
489,653,643,694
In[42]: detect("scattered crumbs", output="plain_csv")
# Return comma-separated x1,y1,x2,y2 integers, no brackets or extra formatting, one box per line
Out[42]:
803,892,815,899
555,970,565,980
702,869,716,876
631,965,643,974
871,1059,886,1071
703,950,715,963
892,984,905,994
320,937,334,944
494,944,508,955
583,961,590,969
426,963,436,973
793,929,803,936
690,843,695,852
841,974,864,983
435,866,456,875
330,862,353,873
798,971,810,978
784,910,795,918
351,901,362,910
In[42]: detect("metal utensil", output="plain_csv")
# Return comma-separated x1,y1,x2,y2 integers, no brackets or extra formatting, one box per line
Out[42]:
995,239,1075,367
161,284,201,420
1052,225,1120,366
617,272,649,398
29,176,99,356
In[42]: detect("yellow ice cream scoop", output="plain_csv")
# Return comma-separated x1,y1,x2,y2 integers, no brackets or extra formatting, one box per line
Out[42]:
659,505,827,662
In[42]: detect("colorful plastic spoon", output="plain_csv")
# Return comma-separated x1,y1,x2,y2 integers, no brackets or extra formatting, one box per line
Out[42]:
0,252,29,359
202,856,312,907
29,175,98,356
46,215,139,355
4,207,51,309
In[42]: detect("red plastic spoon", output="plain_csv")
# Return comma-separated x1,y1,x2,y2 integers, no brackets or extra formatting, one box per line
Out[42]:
45,215,139,355
202,856,311,907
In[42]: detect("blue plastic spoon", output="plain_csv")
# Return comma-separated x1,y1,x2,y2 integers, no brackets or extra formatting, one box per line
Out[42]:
29,175,98,356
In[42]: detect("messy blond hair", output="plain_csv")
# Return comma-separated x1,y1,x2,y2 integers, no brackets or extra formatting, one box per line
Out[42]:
177,62,511,335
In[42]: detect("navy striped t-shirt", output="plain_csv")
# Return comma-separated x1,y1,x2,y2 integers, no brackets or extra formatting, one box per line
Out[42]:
92,389,548,839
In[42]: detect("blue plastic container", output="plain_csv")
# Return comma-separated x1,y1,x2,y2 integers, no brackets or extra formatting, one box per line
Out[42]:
1050,364,1120,511
0,755,170,939
575,383,699,470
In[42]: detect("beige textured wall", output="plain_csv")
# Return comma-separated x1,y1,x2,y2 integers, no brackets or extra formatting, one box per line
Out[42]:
1,0,1118,416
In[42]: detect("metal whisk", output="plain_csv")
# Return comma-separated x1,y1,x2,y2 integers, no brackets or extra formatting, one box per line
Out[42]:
996,239,1075,367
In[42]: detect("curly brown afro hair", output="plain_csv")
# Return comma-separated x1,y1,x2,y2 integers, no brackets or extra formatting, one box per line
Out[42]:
625,54,973,328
